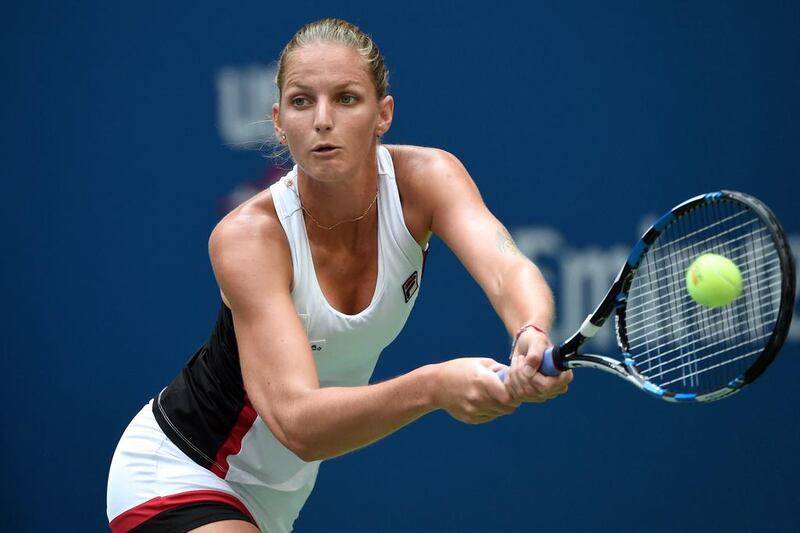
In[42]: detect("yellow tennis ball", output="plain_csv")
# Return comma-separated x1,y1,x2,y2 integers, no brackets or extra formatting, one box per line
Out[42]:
686,253,743,308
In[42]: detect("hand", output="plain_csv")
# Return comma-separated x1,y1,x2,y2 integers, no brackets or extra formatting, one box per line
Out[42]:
435,358,520,424
503,328,573,403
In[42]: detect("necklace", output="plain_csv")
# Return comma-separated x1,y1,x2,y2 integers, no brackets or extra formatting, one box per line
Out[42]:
294,181,379,231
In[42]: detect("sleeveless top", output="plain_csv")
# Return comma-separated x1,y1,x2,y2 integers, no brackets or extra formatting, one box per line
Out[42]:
152,145,426,525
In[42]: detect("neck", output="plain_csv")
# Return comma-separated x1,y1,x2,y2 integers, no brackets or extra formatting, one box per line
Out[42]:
296,154,379,233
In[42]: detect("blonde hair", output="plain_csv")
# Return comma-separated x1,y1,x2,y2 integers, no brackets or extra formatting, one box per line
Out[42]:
275,18,389,99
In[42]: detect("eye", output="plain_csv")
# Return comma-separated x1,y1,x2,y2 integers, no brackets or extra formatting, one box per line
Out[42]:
339,95,357,104
290,97,308,107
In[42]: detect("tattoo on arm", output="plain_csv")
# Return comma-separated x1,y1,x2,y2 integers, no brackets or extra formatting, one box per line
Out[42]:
495,227,524,257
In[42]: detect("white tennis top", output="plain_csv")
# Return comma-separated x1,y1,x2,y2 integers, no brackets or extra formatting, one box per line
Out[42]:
225,145,426,531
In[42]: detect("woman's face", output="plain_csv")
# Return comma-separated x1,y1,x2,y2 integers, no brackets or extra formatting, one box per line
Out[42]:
273,42,393,183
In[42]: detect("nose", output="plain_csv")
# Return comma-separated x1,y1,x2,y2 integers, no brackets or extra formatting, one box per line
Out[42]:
313,100,333,132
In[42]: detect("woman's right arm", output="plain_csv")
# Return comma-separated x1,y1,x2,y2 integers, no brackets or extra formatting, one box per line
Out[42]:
208,210,518,462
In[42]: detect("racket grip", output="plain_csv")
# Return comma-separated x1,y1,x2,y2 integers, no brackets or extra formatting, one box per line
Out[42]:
495,347,561,381
539,347,562,376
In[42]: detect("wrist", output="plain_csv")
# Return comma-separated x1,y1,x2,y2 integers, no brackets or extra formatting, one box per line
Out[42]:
510,323,549,359
515,323,548,338
419,363,444,411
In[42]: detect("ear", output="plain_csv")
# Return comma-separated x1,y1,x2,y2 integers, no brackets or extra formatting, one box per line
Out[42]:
375,95,394,137
272,102,284,142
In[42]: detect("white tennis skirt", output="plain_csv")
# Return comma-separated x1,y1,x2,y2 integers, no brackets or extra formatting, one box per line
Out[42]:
107,400,313,533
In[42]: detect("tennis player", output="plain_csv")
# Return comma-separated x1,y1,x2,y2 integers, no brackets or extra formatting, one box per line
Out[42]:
107,18,572,533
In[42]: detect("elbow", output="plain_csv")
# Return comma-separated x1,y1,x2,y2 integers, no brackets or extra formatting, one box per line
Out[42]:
293,444,327,463
264,407,328,462
282,430,324,462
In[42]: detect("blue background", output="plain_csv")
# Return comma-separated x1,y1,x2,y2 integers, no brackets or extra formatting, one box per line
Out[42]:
3,1,799,532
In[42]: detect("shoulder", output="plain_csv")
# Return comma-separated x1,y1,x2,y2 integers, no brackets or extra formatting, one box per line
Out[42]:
385,144,482,211
209,188,285,257
385,144,467,182
209,188,292,297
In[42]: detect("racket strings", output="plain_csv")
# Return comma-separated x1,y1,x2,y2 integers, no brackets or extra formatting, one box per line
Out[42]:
637,215,760,272
628,294,778,364
625,269,781,340
646,208,749,252
658,347,764,387
627,234,773,301
639,328,773,379
626,227,781,340
622,200,782,395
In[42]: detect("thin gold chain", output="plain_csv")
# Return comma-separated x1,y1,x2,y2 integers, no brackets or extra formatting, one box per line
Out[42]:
294,182,379,231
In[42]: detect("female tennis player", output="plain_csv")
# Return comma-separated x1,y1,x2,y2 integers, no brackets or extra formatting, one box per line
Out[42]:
107,18,572,533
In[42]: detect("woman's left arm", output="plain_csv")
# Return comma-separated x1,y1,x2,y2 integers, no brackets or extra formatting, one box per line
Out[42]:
406,147,572,402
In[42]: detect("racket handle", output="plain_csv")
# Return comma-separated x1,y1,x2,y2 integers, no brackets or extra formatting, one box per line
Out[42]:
495,347,562,381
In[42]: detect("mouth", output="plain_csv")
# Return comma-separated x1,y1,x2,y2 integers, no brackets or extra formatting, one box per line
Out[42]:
311,144,340,154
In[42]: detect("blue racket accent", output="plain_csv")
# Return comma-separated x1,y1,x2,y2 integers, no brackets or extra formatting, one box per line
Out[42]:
627,239,646,267
653,211,675,231
704,191,722,201
674,393,697,401
642,381,665,397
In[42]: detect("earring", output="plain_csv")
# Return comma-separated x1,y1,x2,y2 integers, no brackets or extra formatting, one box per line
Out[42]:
281,134,287,143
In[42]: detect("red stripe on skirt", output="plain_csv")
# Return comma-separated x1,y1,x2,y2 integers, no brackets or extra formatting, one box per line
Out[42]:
109,489,254,532
212,395,257,478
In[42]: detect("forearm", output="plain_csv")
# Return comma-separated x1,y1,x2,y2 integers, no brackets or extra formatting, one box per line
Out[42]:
262,364,441,462
491,259,554,336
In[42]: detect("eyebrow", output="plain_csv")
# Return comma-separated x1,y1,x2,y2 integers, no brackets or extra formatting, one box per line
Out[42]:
284,80,366,92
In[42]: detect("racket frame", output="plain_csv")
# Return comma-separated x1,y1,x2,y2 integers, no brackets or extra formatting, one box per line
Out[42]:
549,191,795,403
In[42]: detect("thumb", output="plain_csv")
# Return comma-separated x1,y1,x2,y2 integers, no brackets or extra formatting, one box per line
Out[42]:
522,351,543,377
477,358,501,369
478,358,505,379
490,361,508,373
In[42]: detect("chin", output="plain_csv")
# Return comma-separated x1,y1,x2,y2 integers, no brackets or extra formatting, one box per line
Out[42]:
299,161,351,183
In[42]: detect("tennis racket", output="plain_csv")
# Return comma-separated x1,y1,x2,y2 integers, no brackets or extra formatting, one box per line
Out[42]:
497,190,795,402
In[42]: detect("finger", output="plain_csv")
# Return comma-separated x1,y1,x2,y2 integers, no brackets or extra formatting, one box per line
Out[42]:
495,403,517,415
523,336,551,358
528,375,571,399
543,370,573,392
478,403,514,418
527,371,563,388
522,351,543,375
508,355,524,388
484,371,518,406
507,356,529,399
506,372,524,400
524,395,547,404
514,359,550,400
509,366,546,400
519,383,548,402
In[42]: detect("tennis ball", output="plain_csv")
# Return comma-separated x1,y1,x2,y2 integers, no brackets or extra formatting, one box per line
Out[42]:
686,253,743,308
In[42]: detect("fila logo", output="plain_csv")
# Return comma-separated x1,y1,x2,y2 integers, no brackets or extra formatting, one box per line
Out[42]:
402,271,419,303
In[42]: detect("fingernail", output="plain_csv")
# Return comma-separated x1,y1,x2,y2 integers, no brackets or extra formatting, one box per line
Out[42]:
523,365,535,377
